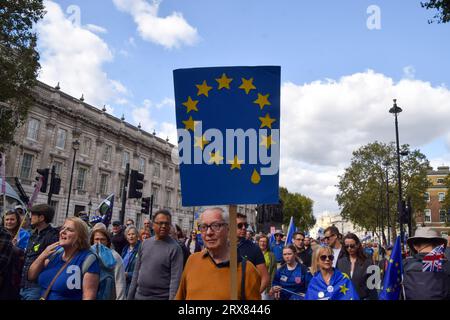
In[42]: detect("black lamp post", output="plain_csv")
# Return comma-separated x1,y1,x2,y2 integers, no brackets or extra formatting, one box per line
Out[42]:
66,139,80,217
389,99,405,247
88,199,92,216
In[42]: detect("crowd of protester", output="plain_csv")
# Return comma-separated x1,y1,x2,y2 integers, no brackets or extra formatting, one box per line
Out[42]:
0,203,449,300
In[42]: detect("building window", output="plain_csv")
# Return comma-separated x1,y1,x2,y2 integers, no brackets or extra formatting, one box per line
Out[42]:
152,186,159,205
122,151,130,168
424,192,430,202
76,167,87,191
103,145,112,162
53,161,63,176
55,128,67,149
153,162,160,178
167,167,173,182
82,138,92,156
50,200,59,216
20,153,33,179
424,209,432,223
26,118,40,141
99,173,109,195
439,209,446,223
437,178,445,184
138,157,146,173
166,190,171,208
438,192,445,202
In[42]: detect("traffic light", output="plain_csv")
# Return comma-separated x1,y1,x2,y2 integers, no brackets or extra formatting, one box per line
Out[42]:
128,170,144,199
36,168,50,193
141,196,151,215
50,176,61,194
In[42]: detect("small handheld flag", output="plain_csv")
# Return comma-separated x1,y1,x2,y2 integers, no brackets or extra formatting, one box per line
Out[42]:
285,216,295,245
379,236,403,300
422,244,445,272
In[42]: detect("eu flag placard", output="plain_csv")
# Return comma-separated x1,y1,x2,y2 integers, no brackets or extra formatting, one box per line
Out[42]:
173,66,280,206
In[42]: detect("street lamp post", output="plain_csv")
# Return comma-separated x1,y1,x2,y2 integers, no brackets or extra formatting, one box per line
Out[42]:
88,199,92,216
389,99,405,247
66,140,80,217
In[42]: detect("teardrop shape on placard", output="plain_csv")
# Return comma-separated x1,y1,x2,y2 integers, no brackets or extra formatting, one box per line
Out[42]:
251,169,261,184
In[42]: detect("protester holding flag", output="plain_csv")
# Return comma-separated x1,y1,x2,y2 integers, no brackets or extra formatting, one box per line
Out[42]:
2,209,30,250
271,245,310,300
337,233,377,300
305,245,359,300
402,227,449,300
258,234,277,300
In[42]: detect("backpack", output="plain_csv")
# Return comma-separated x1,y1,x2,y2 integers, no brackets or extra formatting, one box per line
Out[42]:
89,244,116,300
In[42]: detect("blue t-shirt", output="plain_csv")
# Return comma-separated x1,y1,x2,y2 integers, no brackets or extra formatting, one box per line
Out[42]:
271,241,285,263
17,228,30,250
272,263,310,300
38,249,100,300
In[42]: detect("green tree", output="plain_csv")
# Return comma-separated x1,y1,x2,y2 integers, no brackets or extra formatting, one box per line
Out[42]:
336,141,429,244
279,187,316,232
421,0,450,23
0,0,45,151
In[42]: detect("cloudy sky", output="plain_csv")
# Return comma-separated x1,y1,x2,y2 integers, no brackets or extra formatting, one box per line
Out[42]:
35,0,450,217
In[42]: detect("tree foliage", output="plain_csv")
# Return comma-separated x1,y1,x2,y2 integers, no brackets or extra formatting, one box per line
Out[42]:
336,142,430,242
279,187,316,232
0,0,45,151
421,0,450,23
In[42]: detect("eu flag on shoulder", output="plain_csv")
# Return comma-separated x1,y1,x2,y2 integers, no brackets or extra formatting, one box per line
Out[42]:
379,236,403,300
305,269,359,300
173,66,280,206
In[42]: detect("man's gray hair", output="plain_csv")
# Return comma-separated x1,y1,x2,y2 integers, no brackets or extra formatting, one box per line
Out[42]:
200,206,229,223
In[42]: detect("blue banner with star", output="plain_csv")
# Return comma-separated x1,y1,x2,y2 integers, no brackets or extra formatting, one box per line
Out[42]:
173,66,280,206
379,236,403,300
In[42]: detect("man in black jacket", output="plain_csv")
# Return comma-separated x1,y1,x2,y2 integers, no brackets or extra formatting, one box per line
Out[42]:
293,231,312,268
111,220,128,254
20,204,59,300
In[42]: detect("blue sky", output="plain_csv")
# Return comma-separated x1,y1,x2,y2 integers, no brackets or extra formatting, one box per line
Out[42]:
35,0,450,216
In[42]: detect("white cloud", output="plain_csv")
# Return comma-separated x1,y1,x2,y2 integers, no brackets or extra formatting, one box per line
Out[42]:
37,1,128,109
113,0,200,49
280,70,450,217
84,23,108,34
402,65,416,79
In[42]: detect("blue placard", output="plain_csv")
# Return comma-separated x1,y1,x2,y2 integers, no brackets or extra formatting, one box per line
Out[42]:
173,66,280,206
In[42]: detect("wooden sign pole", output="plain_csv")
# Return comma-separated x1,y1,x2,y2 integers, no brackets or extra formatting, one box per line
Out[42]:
229,204,238,300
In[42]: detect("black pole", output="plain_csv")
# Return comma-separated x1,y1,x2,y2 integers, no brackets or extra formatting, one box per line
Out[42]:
47,165,56,205
120,163,130,225
390,99,405,248
65,146,78,217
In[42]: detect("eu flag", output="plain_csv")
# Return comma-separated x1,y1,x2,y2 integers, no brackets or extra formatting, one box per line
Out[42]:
285,216,295,245
173,66,280,206
305,268,360,300
379,236,403,300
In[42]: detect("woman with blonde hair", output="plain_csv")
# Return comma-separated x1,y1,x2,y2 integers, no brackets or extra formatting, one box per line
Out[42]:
28,217,100,300
305,245,359,300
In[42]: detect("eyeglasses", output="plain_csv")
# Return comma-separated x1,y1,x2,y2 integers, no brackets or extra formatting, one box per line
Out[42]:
199,222,228,232
319,255,334,261
294,238,304,241
345,244,356,249
153,221,171,227
237,222,249,229
323,234,336,241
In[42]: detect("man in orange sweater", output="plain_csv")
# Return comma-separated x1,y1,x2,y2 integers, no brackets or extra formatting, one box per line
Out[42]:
175,206,261,300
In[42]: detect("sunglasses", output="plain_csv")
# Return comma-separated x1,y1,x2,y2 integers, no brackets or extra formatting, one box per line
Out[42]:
237,222,249,229
345,244,357,249
319,255,334,262
323,234,336,241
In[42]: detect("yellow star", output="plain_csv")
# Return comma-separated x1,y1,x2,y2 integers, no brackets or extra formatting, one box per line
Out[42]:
260,135,275,148
389,259,394,263
182,116,199,132
208,150,224,165
196,80,213,97
194,135,209,150
239,77,256,94
386,288,391,293
253,93,271,110
342,273,350,280
259,113,276,129
182,96,199,113
339,284,349,295
215,73,233,90
228,155,244,170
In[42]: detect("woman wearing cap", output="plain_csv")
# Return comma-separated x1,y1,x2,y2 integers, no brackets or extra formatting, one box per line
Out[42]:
270,230,285,265
403,227,449,300
28,217,100,300
337,233,377,300
270,245,310,300
305,245,359,300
